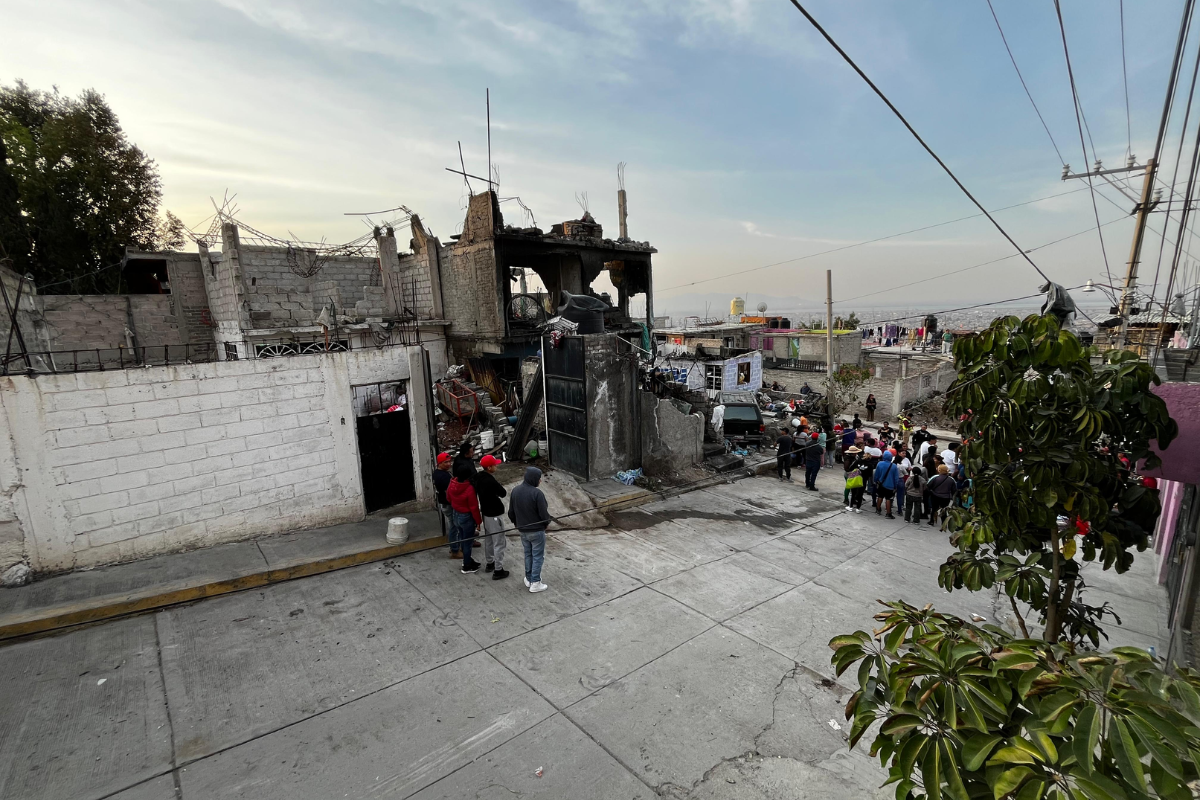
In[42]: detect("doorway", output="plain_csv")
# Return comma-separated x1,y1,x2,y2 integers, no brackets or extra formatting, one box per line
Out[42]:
352,382,416,512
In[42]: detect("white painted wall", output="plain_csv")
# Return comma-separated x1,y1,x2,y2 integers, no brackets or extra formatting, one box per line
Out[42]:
0,345,436,571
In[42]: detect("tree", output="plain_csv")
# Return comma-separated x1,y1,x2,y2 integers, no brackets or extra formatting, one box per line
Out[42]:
828,314,1184,799
0,81,181,293
825,363,872,420
937,314,1175,643
832,602,1200,800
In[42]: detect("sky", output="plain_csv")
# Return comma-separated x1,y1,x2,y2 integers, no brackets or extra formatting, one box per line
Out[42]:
3,0,1197,317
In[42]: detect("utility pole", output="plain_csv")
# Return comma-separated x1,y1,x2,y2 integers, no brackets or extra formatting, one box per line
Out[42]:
825,270,833,383
1061,158,1161,348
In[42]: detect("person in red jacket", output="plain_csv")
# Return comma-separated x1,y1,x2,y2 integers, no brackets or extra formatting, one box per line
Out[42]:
446,462,482,573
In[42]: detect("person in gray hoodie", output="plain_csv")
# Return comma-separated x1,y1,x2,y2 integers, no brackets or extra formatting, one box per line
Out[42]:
508,467,551,593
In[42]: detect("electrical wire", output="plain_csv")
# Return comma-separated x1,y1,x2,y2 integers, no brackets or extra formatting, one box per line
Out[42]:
984,0,1066,165
656,186,1089,295
784,0,1071,300
837,215,1127,305
1052,0,1118,306
856,285,1090,328
1149,34,1200,313
1120,0,1133,158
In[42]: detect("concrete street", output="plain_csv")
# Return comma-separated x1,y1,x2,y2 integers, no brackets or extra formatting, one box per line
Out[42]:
0,474,1166,800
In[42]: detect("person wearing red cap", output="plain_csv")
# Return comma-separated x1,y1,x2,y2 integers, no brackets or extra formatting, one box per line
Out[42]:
433,452,459,558
475,455,509,580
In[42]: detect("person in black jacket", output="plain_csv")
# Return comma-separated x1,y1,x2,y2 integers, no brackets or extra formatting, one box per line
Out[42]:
453,442,478,477
433,453,458,558
474,455,509,580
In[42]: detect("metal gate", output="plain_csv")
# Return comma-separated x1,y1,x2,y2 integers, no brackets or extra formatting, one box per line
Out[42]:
542,334,588,479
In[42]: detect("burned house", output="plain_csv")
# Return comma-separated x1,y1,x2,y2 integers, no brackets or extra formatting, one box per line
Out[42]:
434,191,655,372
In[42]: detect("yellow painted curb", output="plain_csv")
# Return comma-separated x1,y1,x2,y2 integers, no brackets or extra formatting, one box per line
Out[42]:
0,535,448,642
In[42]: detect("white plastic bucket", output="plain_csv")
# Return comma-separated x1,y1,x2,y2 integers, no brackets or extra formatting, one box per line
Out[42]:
537,437,549,457
386,517,409,545
479,429,495,450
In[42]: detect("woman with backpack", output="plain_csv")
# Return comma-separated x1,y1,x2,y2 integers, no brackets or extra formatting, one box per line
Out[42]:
926,464,958,528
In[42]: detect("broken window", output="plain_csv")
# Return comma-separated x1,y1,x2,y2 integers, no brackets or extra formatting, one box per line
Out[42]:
223,342,239,361
737,361,751,386
705,364,723,391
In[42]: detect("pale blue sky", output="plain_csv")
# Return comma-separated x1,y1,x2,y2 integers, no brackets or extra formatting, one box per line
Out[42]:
2,0,1193,311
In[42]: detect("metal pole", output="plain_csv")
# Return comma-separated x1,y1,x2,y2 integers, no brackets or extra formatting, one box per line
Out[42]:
1118,158,1159,349
825,270,833,381
486,89,492,194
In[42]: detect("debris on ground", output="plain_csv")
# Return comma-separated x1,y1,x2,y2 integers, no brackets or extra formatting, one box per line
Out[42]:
1,562,31,587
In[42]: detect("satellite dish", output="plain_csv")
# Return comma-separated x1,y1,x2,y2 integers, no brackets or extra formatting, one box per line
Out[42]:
756,302,768,314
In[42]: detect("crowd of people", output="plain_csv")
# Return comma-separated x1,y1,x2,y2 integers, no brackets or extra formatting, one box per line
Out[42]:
432,443,554,593
776,411,969,527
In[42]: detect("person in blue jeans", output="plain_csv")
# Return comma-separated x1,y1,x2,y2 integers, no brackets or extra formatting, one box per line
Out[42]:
872,451,902,520
446,463,482,573
508,466,552,593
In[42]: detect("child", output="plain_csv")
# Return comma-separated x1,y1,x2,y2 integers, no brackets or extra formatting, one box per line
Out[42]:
843,446,865,513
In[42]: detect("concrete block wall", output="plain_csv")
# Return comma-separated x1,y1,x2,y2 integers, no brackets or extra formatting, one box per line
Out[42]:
440,242,504,357
40,296,131,352
391,250,438,318
584,334,639,480
639,391,702,477
129,296,186,348
165,253,214,346
0,345,434,571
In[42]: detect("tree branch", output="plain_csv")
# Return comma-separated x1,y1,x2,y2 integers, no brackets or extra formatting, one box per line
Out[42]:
1008,595,1030,639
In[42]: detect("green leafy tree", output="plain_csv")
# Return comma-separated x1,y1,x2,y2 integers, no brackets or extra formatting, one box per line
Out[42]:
0,81,181,292
833,603,1200,800
938,314,1175,643
825,363,872,420
829,315,1183,799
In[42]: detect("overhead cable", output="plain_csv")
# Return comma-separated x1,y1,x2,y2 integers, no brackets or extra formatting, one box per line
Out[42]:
1052,0,1118,305
656,186,1089,294
784,0,1079,313
837,215,1127,305
984,0,1066,165
1120,0,1133,157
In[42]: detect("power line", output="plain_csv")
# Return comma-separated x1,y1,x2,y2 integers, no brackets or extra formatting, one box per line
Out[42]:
837,215,1127,305
857,288,1081,328
784,1,1070,303
1052,0,1118,307
1149,32,1200,311
984,0,1066,165
1120,0,1133,157
657,185,1089,295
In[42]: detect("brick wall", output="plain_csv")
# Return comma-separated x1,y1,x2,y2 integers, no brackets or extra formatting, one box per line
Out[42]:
0,345,433,571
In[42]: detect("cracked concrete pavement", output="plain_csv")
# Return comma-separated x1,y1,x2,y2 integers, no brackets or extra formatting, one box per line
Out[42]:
0,474,1168,799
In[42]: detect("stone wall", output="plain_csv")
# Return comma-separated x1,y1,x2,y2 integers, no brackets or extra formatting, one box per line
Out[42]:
0,345,434,571
439,194,505,360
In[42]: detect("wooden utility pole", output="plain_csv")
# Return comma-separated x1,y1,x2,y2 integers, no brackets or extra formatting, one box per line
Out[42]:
1118,158,1159,348
1060,158,1161,349
825,270,833,381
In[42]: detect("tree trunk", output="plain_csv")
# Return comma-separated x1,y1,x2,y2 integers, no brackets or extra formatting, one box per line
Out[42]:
1045,527,1062,642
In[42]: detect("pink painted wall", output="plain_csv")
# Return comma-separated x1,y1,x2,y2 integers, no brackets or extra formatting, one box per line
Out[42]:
1143,382,1200,485
1155,480,1185,583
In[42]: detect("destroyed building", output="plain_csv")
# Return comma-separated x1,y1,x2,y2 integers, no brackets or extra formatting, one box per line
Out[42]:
0,188,693,573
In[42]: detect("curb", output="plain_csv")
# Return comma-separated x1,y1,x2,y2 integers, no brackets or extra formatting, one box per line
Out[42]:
0,535,448,642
